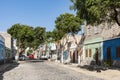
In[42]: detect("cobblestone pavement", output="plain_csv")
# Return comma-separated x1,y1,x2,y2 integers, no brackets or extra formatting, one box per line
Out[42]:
53,62,120,80
0,62,19,80
3,60,103,80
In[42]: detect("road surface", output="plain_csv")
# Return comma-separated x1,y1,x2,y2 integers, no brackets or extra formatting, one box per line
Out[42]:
3,60,104,80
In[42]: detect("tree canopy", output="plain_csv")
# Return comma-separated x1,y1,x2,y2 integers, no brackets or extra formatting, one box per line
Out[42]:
70,0,120,26
7,24,34,48
55,13,82,35
32,27,46,49
7,23,46,54
52,29,66,42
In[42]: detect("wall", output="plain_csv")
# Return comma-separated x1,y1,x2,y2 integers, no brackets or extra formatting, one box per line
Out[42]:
103,37,120,60
83,37,103,65
0,32,14,60
0,35,5,63
60,34,82,63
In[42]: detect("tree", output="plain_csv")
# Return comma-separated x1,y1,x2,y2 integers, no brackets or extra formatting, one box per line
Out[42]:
7,24,34,56
55,13,82,34
55,13,82,63
44,31,54,43
70,0,120,26
52,29,66,61
32,27,46,50
8,24,47,60
52,29,65,41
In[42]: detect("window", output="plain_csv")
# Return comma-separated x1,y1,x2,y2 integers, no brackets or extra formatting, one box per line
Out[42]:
86,49,88,57
86,49,92,57
116,46,120,58
89,49,92,57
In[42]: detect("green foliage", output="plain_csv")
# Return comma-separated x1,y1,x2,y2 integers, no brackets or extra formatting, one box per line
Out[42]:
7,23,46,53
34,27,46,41
45,31,54,42
32,27,46,49
55,13,82,34
7,24,34,49
70,0,120,25
52,29,66,41
104,60,113,67
27,49,33,56
7,24,23,39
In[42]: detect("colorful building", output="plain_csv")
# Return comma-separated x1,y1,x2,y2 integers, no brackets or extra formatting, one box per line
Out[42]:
60,34,82,63
82,24,104,65
83,37,103,65
103,37,120,67
82,23,120,66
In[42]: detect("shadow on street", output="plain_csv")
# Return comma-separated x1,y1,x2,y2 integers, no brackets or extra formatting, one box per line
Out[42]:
77,60,120,72
77,61,107,72
26,59,45,63
0,62,19,80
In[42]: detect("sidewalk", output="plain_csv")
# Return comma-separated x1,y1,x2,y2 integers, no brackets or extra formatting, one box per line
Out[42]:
51,61,120,80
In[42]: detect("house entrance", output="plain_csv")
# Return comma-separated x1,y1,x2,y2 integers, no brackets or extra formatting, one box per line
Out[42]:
107,47,111,60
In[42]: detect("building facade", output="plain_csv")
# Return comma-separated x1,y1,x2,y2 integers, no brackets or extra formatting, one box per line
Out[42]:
83,37,103,65
0,35,5,64
103,37,120,67
60,34,82,63
0,32,15,62
83,23,120,66
83,24,104,65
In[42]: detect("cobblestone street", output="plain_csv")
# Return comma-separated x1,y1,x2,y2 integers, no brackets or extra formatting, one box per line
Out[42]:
2,60,103,80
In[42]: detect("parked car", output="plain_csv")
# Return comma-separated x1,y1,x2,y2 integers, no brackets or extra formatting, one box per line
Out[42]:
19,55,26,61
29,54,34,59
40,55,48,60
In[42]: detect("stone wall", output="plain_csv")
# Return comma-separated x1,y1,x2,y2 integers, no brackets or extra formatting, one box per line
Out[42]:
101,23,120,40
84,23,120,40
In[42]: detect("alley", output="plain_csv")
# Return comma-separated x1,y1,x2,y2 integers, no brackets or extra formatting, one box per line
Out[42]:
2,60,103,80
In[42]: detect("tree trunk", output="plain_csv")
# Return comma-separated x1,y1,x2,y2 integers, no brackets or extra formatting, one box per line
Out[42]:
61,49,64,63
78,55,80,64
15,48,19,62
55,44,58,62
15,39,21,62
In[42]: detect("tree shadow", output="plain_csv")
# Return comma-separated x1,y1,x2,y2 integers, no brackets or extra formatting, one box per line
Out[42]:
109,60,120,71
27,60,44,63
108,67,120,71
78,60,120,72
78,61,107,72
0,62,19,80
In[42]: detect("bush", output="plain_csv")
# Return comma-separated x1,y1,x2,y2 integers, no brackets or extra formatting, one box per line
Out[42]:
104,60,113,67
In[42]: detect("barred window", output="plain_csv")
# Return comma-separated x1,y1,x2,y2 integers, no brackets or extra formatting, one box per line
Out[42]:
86,49,88,57
89,49,92,57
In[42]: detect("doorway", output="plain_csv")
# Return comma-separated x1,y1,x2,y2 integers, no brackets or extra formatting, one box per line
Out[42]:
107,47,111,61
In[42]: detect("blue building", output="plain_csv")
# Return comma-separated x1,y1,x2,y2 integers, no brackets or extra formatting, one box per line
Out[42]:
0,35,5,64
103,37,120,66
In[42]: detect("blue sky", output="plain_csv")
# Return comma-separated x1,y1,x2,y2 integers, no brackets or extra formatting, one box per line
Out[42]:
0,0,75,32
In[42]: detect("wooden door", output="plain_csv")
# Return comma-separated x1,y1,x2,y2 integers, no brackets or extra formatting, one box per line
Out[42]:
73,51,75,63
